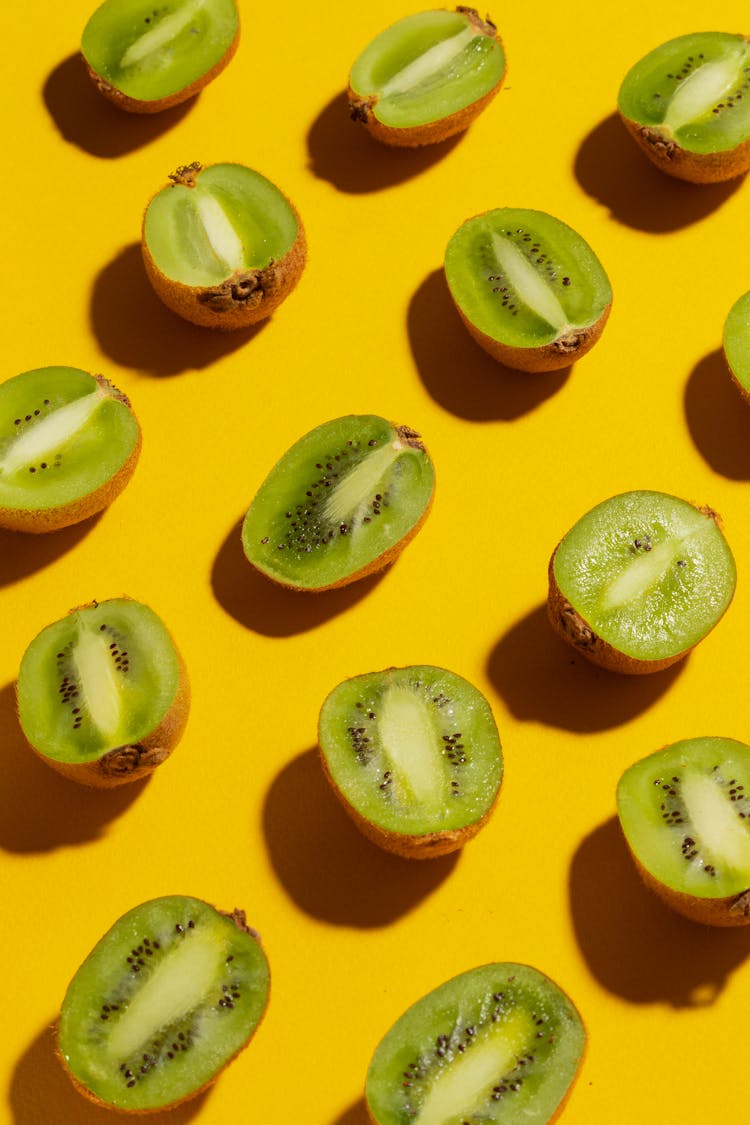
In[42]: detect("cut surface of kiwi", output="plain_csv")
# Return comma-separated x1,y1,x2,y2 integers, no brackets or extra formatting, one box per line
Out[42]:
618,32,750,182
58,896,270,1111
142,161,306,329
723,290,750,399
444,209,612,372
0,367,141,533
81,0,239,112
17,597,189,787
318,665,502,858
242,415,435,591
366,962,585,1124
617,738,750,925
348,7,505,146
548,491,736,673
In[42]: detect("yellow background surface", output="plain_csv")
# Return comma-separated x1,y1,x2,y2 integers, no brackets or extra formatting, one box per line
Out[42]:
3,2,750,1122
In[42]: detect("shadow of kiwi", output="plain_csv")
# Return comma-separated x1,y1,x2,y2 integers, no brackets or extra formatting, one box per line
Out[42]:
331,1097,370,1125
486,605,683,733
42,54,194,158
0,682,146,854
408,271,570,421
0,514,100,588
574,113,743,233
307,91,463,193
10,1023,207,1124
684,349,750,480
211,518,387,637
570,818,750,1006
90,244,266,377
263,749,458,927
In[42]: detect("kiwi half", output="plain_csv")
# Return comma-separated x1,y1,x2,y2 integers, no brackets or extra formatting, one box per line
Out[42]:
348,7,505,147
318,665,503,858
548,491,736,674
81,0,240,113
58,896,270,1111
17,597,189,787
444,209,612,372
366,962,585,1124
617,738,750,926
723,290,750,401
242,415,435,591
0,367,141,533
618,32,750,183
142,161,306,329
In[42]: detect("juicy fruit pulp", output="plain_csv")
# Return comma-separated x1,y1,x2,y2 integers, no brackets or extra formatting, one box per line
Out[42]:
617,738,750,925
348,7,505,145
366,963,585,1124
242,416,435,591
17,598,188,786
444,209,611,372
0,367,140,532
142,162,306,329
618,32,750,182
723,290,750,400
81,0,239,111
318,666,503,857
549,491,736,672
58,896,270,1111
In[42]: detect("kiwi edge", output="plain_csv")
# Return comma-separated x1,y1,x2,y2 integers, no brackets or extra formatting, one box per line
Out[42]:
629,847,750,927
457,302,611,373
619,114,750,184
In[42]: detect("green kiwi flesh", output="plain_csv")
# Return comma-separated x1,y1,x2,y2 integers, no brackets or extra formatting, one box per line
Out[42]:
242,416,435,591
723,290,750,400
366,962,585,1124
348,7,505,146
618,32,750,182
58,896,270,1111
318,665,503,858
548,491,736,673
81,0,239,112
444,209,612,372
0,367,141,533
142,162,306,329
17,598,189,787
617,738,750,925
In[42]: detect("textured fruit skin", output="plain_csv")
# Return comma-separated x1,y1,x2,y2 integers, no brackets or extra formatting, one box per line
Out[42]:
627,842,750,927
455,300,611,373
82,18,240,114
619,113,750,183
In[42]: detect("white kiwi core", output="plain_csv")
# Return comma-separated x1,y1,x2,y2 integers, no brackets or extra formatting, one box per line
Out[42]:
377,685,443,807
490,233,569,332
664,51,746,133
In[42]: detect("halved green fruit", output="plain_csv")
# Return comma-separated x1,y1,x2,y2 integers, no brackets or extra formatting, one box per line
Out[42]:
444,209,611,372
81,0,240,113
348,7,505,146
318,665,503,858
58,896,270,1111
142,161,306,329
242,415,435,591
548,491,736,673
17,597,189,787
0,367,141,533
617,738,750,925
366,963,585,1124
723,290,750,400
618,32,750,182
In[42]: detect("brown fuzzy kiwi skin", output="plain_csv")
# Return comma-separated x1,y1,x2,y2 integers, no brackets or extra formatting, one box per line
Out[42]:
619,113,750,184
56,906,269,1114
17,600,190,788
627,845,750,927
81,16,240,114
348,8,504,148
723,347,750,405
0,376,141,534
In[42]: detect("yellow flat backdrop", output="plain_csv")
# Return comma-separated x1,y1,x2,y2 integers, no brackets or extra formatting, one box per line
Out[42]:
3,2,750,1122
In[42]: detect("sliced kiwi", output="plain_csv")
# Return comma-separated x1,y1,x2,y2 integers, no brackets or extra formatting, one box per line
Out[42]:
58,896,270,1111
444,209,612,372
81,0,240,113
366,962,585,1123
142,161,306,329
723,290,750,401
618,32,750,182
348,7,505,147
548,491,736,674
17,597,189,787
0,367,141,533
617,738,750,925
318,665,502,858
242,415,435,591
